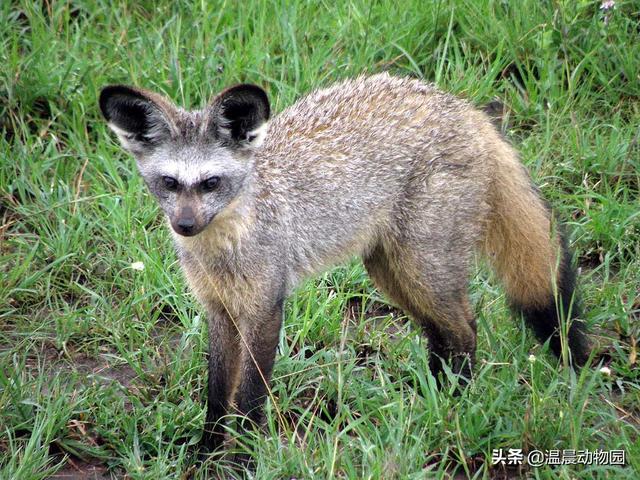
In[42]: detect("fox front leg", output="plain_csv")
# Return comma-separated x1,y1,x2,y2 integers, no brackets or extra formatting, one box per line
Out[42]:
233,295,284,450
201,306,241,453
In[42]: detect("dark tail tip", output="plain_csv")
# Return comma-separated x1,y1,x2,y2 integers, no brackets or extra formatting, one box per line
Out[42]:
513,229,591,367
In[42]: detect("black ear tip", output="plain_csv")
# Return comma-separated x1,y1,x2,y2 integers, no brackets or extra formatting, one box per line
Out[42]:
250,85,270,120
224,84,270,120
99,85,141,120
227,83,268,97
99,86,117,120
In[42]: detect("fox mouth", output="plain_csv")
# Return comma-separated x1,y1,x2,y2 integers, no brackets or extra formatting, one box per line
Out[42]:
174,227,200,237
171,220,204,237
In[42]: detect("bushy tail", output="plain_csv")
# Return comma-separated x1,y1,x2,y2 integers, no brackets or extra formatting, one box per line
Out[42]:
483,142,591,367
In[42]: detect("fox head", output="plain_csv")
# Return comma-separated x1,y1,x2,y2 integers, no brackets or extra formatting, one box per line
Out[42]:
99,83,270,237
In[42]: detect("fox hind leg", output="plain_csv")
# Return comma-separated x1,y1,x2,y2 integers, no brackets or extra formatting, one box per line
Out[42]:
363,243,477,382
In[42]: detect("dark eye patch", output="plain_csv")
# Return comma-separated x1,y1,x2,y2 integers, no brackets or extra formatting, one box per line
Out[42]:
201,176,221,192
162,176,179,191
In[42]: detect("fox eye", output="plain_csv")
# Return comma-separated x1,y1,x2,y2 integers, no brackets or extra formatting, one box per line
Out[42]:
201,176,220,192
162,176,178,191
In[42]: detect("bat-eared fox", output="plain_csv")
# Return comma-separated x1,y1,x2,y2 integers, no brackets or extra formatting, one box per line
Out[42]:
99,73,591,456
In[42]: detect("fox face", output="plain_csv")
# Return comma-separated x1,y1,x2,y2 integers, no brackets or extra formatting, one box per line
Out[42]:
99,84,270,237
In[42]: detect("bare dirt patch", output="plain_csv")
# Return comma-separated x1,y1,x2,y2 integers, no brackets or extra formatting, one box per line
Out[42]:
47,459,111,480
18,341,139,390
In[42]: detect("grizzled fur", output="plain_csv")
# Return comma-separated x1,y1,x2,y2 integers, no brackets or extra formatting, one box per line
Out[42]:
99,73,591,454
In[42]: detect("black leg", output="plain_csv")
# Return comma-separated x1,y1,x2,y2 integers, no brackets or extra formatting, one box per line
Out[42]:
201,307,240,453
231,297,283,468
235,298,283,428
421,315,476,390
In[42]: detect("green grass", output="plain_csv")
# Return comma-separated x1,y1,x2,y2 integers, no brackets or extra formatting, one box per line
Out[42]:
1,0,639,478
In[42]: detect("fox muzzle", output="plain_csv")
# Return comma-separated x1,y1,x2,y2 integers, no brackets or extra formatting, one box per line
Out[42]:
171,206,206,237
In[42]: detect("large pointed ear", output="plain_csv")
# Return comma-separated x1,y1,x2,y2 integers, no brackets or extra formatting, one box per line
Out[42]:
99,85,175,156
209,84,270,150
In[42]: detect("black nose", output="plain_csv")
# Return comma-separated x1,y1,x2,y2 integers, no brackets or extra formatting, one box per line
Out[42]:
175,218,196,236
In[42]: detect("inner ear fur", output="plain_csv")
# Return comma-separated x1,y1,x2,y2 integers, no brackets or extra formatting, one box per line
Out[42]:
99,85,176,154
209,84,270,148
